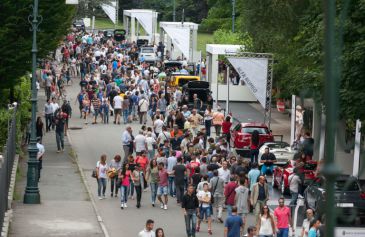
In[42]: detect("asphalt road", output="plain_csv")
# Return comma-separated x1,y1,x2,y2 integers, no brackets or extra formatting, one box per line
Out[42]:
64,76,300,237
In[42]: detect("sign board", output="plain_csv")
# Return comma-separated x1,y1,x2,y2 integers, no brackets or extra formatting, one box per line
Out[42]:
227,57,269,108
336,228,365,237
101,1,117,24
83,18,91,27
66,0,78,4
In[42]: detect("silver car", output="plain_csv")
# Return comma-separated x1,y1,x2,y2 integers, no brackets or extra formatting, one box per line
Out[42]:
139,47,157,63
258,141,295,166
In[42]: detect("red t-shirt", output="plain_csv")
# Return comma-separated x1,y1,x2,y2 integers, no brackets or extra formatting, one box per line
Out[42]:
158,169,169,186
224,181,237,205
135,156,148,171
274,206,291,228
222,121,232,134
187,161,200,177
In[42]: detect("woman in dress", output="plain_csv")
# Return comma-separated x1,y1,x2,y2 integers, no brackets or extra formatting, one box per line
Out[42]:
256,205,276,237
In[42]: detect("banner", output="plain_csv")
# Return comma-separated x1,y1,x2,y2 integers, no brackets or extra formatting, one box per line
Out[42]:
101,1,117,24
227,57,269,108
133,12,154,36
66,0,78,4
162,26,190,58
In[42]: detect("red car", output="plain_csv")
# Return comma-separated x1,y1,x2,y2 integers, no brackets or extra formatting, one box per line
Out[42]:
273,160,318,195
230,122,273,157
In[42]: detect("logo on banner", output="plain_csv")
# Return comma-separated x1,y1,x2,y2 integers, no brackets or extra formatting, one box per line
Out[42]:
235,67,257,93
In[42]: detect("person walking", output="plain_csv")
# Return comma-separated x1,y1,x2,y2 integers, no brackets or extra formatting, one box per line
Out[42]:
234,177,250,229
248,162,261,192
146,159,159,207
308,219,321,237
122,126,133,163
36,116,45,143
44,99,54,132
138,219,155,237
224,176,238,216
109,155,122,197
173,157,187,204
196,183,213,235
157,162,169,210
301,208,315,237
222,116,232,145
146,132,156,160
138,96,149,124
224,206,244,237
250,175,269,216
167,151,177,197
54,110,66,153
96,154,108,200
204,105,213,137
131,164,143,208
288,168,302,207
249,130,260,163
119,163,131,209
256,205,276,237
155,228,165,237
212,108,224,136
209,170,225,223
36,138,45,182
113,92,123,124
274,197,294,237
182,184,200,237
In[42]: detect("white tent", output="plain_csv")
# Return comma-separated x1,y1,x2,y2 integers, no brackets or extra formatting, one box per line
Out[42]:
101,1,118,25
160,22,199,63
123,9,158,43
206,44,256,103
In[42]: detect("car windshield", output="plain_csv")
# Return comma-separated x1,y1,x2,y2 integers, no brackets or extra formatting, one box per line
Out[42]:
141,48,154,53
242,127,269,134
267,142,289,149
335,180,360,191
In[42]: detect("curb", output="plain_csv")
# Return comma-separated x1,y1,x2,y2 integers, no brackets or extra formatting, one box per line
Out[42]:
66,131,110,237
1,155,19,237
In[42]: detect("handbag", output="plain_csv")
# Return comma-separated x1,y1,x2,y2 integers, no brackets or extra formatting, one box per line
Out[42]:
91,169,97,178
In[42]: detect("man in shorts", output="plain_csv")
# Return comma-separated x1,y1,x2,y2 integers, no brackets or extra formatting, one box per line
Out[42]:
113,92,123,124
196,183,212,235
157,162,169,210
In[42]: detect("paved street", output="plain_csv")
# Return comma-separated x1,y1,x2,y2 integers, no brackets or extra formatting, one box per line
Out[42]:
65,77,296,236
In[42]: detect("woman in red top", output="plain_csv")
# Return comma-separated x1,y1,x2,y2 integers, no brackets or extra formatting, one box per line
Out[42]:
222,116,232,145
250,130,260,163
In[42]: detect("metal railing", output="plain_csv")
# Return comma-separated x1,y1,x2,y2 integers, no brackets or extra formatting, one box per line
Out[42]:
0,107,17,231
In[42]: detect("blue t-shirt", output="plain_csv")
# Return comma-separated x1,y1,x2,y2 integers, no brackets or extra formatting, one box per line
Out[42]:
224,215,243,237
308,228,317,237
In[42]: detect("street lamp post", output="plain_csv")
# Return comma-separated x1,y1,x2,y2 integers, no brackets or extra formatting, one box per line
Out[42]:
173,0,176,22
232,0,236,33
24,0,41,204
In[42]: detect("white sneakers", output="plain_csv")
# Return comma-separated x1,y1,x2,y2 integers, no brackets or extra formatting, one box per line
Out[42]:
163,204,168,210
160,203,164,209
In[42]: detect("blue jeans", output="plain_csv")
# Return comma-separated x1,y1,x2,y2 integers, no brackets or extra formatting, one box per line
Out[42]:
150,182,158,203
226,205,233,216
168,176,176,197
97,178,107,197
147,150,155,161
184,210,197,237
289,191,298,206
123,109,129,124
120,185,129,203
277,228,289,237
55,131,64,151
261,164,274,175
103,109,109,124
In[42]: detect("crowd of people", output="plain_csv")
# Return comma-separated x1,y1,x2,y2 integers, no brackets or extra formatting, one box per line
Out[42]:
36,27,324,237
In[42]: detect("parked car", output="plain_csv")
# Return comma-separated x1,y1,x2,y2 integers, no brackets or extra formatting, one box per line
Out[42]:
231,123,273,156
139,46,157,64
258,142,295,166
182,81,211,115
304,175,365,225
273,160,317,194
73,19,85,31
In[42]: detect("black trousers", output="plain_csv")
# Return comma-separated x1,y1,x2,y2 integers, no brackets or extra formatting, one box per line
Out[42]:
135,185,142,206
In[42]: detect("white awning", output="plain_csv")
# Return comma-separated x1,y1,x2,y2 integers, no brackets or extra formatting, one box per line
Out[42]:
162,25,190,58
132,11,154,36
227,57,269,108
101,1,117,24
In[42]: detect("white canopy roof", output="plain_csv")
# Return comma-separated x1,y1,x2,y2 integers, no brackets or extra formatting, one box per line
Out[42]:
160,22,199,59
123,9,158,36
206,44,243,55
101,1,117,24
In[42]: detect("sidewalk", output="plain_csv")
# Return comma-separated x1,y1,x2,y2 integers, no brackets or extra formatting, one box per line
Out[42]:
9,89,103,237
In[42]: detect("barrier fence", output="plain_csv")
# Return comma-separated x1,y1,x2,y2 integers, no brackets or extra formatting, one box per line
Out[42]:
0,108,17,232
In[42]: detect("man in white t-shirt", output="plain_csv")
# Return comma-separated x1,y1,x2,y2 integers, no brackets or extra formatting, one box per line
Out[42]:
134,130,147,154
218,161,231,184
138,219,155,237
113,94,123,124
196,183,213,234
138,97,149,124
153,115,164,137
